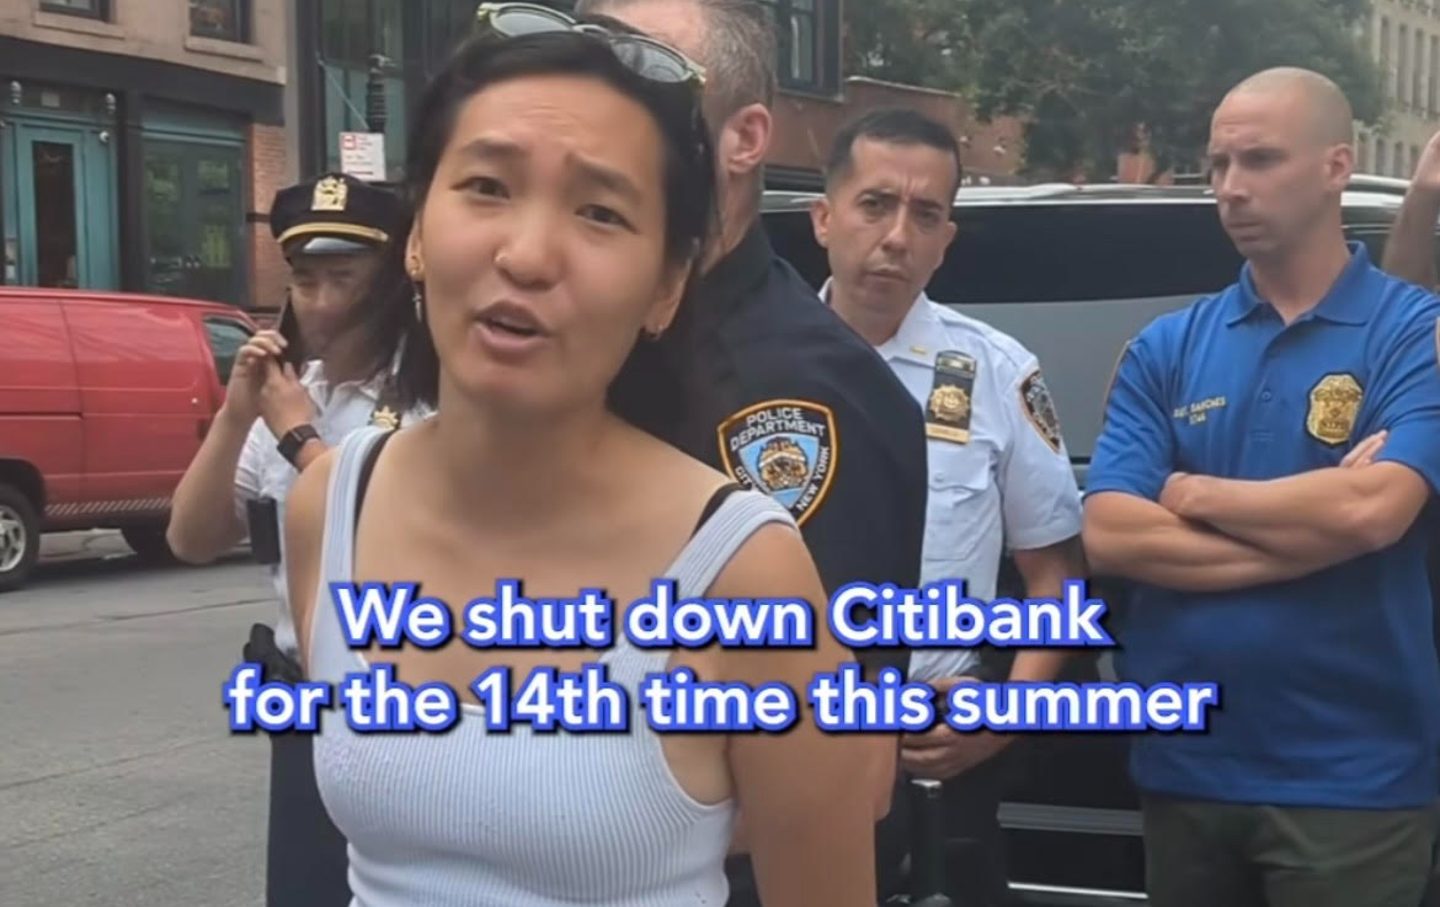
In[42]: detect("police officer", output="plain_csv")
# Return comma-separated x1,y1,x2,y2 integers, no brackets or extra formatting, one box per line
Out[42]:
1085,68,1440,907
812,106,1086,905
167,171,425,906
574,0,929,901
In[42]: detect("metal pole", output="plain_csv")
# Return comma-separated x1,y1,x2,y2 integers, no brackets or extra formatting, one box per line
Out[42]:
365,0,387,136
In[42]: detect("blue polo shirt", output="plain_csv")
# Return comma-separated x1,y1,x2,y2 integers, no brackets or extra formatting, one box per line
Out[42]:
1087,243,1440,809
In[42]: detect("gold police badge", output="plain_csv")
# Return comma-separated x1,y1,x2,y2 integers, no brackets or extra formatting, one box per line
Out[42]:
311,175,349,212
370,405,400,430
1305,373,1363,446
926,351,977,444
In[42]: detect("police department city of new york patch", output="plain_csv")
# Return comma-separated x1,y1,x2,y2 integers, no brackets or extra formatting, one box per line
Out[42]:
1019,368,1063,453
716,399,837,527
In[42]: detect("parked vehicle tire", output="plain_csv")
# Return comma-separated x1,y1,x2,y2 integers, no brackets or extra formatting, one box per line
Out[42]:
121,526,178,565
0,483,41,593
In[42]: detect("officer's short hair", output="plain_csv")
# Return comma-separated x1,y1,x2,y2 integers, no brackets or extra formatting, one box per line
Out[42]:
577,0,777,123
825,107,964,197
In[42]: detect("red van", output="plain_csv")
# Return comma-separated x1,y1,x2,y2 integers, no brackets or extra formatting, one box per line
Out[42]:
0,288,257,591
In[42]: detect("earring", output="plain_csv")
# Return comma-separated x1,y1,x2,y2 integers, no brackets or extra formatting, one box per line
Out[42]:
641,323,665,342
412,283,424,323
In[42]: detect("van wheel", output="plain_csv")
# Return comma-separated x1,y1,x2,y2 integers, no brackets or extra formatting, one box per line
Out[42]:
0,484,40,593
121,526,178,565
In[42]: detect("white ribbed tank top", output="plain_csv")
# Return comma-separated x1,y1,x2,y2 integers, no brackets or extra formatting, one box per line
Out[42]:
305,426,798,906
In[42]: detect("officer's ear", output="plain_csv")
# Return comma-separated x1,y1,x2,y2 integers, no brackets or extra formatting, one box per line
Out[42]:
809,196,832,249
716,102,772,179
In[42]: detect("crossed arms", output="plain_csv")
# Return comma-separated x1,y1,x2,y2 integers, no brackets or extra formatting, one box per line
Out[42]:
1083,442,1430,592
1082,331,1437,593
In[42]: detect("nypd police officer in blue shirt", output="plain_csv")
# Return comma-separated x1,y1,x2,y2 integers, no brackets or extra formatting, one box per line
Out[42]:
812,106,1087,906
1085,67,1440,907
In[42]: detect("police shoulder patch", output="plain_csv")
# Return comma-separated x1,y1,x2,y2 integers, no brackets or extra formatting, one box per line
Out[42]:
716,399,837,526
1018,368,1063,453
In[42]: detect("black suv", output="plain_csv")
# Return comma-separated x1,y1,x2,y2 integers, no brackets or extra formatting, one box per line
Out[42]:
760,175,1425,905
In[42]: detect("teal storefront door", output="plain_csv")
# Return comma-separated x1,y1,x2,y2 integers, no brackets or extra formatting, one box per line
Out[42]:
142,103,249,308
1,118,119,289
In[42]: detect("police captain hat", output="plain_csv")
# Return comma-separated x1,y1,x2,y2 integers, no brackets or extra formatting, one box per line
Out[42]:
270,172,406,258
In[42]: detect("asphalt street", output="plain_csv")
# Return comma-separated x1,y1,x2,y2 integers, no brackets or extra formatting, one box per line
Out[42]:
0,532,276,907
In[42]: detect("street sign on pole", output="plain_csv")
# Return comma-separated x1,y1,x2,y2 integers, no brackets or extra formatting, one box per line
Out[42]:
339,131,386,182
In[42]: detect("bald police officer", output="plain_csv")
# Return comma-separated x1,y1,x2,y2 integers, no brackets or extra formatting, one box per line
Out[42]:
1085,69,1440,907
813,107,1086,906
168,171,425,906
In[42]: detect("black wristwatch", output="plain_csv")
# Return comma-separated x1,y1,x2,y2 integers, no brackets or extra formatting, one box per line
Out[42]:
276,423,321,468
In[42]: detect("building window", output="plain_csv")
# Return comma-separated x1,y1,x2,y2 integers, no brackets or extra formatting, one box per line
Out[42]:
1382,17,1392,99
39,0,107,18
1431,35,1438,113
143,139,248,307
1357,133,1370,173
190,0,250,43
758,0,838,95
1401,24,1410,104
1416,29,1426,108
1397,141,1407,177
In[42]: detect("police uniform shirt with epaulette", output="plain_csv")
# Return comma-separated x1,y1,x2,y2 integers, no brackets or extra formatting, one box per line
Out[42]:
234,360,430,657
821,280,1083,682
1087,241,1440,811
678,225,929,678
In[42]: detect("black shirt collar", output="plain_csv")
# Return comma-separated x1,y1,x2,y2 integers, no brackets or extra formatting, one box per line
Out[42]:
699,222,773,311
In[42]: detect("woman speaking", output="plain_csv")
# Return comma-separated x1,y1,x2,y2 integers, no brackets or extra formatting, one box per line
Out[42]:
281,6,883,906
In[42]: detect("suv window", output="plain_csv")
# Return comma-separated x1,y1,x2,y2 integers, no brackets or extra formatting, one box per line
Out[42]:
763,201,1247,302
203,317,251,385
939,203,1244,303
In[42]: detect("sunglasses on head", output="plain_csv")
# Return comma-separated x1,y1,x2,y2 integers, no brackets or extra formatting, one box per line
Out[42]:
474,2,707,92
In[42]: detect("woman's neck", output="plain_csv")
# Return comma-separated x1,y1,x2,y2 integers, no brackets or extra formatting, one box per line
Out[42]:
426,384,617,529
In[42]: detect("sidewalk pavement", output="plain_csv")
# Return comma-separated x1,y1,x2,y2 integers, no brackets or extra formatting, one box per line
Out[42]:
39,530,136,564
38,530,250,564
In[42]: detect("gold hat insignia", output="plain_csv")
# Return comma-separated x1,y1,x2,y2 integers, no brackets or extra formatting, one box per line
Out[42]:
312,176,348,212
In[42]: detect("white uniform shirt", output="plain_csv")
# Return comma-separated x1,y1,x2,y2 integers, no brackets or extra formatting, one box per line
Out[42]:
234,360,430,656
822,281,1083,682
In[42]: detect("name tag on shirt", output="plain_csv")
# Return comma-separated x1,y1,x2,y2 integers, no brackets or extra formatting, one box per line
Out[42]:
926,351,976,445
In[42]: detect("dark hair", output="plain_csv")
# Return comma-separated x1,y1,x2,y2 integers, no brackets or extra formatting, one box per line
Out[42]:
824,107,964,196
365,29,717,438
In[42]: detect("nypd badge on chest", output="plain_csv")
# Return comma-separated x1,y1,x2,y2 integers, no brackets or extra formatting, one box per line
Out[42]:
927,351,977,444
717,399,837,526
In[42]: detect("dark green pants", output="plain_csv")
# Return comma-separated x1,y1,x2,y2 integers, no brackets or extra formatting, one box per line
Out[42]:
1142,795,1439,907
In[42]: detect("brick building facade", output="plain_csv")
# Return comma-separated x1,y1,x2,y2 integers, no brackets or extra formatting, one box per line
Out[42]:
766,76,1024,189
289,0,1023,258
0,0,291,310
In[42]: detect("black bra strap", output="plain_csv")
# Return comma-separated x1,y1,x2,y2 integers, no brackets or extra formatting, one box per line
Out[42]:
692,482,744,538
354,430,397,532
